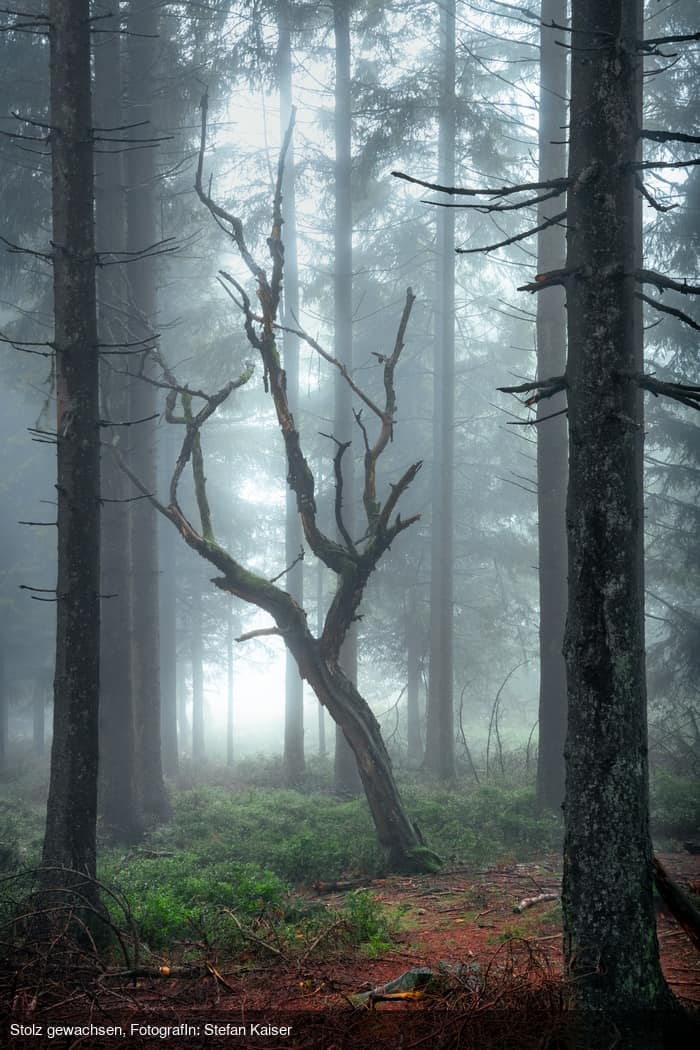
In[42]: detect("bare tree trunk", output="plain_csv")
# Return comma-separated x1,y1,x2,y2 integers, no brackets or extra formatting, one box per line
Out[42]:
95,9,143,841
226,601,234,767
424,0,456,780
333,0,362,795
405,602,423,763
42,0,100,882
316,560,327,757
191,581,205,761
160,512,179,777
279,0,305,785
159,429,179,778
126,0,169,821
176,659,189,759
535,0,568,812
562,0,671,1011
296,640,436,871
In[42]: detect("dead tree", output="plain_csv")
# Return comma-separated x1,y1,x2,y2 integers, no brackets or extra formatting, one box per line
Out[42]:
118,95,440,874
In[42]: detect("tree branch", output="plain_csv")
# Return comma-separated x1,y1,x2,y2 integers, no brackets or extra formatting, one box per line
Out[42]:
422,187,565,213
634,158,700,173
195,89,266,285
320,433,356,552
636,270,700,296
635,175,677,213
637,374,700,412
391,170,569,200
640,130,700,145
518,268,573,293
507,407,568,426
498,374,567,406
457,212,567,255
640,31,700,52
637,292,700,332
236,627,282,643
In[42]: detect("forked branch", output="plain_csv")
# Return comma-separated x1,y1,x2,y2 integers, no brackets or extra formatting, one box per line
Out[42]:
498,375,568,407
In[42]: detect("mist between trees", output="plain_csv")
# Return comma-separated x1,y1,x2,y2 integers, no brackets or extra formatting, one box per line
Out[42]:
0,0,699,1027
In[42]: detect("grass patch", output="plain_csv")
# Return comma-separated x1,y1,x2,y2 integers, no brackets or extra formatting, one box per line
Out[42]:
402,782,563,865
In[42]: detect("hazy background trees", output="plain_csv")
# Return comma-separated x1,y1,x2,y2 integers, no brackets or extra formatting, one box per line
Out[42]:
0,0,696,895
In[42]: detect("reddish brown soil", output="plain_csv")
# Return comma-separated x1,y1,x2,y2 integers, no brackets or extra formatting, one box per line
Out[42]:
6,853,699,1049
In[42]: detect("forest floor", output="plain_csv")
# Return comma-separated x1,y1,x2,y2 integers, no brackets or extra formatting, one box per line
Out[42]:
8,852,698,1049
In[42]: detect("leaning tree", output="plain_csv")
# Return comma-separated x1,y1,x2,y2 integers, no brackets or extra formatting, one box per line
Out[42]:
118,94,440,874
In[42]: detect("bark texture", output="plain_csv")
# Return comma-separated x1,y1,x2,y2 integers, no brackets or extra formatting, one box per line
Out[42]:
95,10,143,840
332,0,362,795
424,0,456,780
562,0,671,1011
159,506,179,777
405,603,423,763
126,0,169,820
190,580,205,760
279,0,305,784
42,0,100,879
535,0,569,812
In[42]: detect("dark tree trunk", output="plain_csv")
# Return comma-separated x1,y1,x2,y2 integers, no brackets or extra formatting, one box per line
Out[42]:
176,660,189,758
405,602,422,763
126,0,169,820
159,432,179,778
294,637,435,871
424,0,456,780
95,9,143,841
42,0,100,881
535,0,568,812
562,0,671,1011
316,561,327,757
191,581,205,761
279,0,305,785
333,0,362,795
226,601,234,767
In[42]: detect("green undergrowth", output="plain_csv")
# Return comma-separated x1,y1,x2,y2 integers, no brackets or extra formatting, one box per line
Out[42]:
90,781,561,956
132,782,564,883
96,852,403,961
1,762,697,959
401,783,562,864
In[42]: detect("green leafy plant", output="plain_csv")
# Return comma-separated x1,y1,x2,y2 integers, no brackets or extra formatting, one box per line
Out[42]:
342,890,406,957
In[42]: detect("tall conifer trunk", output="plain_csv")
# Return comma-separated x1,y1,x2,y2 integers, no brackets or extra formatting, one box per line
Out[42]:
159,429,179,777
333,0,362,794
191,581,205,760
226,602,235,766
126,0,169,819
279,0,305,784
424,0,456,780
95,11,143,839
42,0,100,879
562,0,670,1010
535,0,568,811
